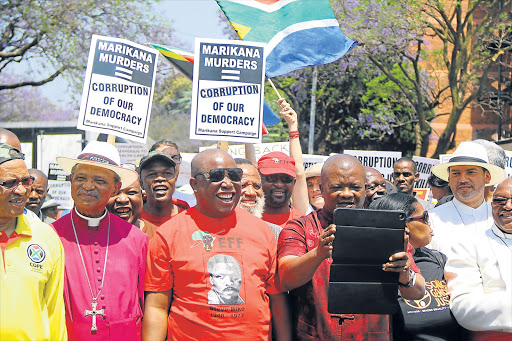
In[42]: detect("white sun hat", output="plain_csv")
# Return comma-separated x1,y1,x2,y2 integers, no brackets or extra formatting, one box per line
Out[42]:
56,141,138,188
431,141,506,186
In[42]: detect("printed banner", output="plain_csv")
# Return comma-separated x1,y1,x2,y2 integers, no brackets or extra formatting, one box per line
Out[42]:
190,38,266,143
344,150,402,181
77,35,158,143
412,156,440,188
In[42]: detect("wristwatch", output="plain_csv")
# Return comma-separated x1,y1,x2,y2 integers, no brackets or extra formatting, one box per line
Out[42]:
398,269,416,288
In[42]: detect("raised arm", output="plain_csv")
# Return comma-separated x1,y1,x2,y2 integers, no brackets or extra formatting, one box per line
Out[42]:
277,98,308,214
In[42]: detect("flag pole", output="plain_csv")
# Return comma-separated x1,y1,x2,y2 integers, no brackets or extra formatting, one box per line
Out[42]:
308,66,318,154
267,78,283,99
107,135,116,145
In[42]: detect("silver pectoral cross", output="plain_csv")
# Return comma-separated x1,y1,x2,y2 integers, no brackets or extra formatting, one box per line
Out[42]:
84,298,105,332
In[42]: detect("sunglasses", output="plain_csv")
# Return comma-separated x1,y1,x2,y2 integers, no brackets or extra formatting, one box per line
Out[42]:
0,176,35,191
365,182,386,192
194,168,243,183
263,174,294,184
170,154,182,164
492,197,512,206
406,211,429,225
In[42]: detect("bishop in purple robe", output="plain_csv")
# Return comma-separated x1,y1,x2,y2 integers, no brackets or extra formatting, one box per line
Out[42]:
53,141,148,341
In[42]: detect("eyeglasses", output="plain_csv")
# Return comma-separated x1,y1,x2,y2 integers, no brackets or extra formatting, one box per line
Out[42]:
263,175,294,184
366,183,386,191
0,176,35,191
170,154,182,164
194,168,243,183
406,211,429,225
492,197,512,206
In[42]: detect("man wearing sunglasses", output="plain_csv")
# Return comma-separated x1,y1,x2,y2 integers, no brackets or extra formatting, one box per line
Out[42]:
144,149,280,341
445,177,512,338
0,143,67,340
258,151,304,228
429,141,506,257
139,150,189,227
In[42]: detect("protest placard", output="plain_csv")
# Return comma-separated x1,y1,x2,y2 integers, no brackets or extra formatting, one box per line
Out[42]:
344,150,402,181
47,163,73,210
504,150,512,177
77,35,158,143
413,156,440,188
190,38,266,143
115,142,148,165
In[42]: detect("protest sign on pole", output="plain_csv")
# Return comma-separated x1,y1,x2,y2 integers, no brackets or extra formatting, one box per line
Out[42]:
344,150,402,181
190,38,266,143
412,156,440,188
77,35,158,143
47,163,73,210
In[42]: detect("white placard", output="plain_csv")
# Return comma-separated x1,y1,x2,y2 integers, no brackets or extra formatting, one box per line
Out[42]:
77,35,158,143
115,142,148,165
413,156,440,188
344,150,402,181
199,142,289,160
47,163,73,210
504,150,512,178
190,38,266,143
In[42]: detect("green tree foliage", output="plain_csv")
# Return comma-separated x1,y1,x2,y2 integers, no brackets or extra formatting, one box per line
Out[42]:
271,60,418,155
412,0,511,157
0,0,174,91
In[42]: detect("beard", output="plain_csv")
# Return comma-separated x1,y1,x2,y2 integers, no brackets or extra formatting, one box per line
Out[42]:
239,193,266,218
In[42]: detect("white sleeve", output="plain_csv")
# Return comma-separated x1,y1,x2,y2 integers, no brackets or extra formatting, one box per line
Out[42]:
445,236,512,331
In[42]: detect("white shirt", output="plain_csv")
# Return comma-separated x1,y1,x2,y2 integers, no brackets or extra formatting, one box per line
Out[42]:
428,197,492,257
445,224,512,332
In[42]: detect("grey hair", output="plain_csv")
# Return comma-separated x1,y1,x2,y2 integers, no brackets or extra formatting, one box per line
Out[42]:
473,139,506,169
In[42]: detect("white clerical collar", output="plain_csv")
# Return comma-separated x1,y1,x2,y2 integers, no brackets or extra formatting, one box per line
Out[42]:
74,208,107,227
452,197,488,216
493,223,512,240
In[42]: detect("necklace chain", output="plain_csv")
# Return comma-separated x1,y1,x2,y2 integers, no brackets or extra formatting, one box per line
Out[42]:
71,210,110,301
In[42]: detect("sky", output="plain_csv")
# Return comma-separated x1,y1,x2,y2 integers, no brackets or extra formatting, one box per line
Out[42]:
39,0,229,105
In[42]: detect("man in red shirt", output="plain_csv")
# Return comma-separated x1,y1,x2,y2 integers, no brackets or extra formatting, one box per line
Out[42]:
143,149,279,341
258,151,304,227
278,154,425,340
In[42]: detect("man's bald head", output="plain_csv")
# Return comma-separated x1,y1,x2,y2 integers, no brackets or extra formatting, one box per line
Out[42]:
321,154,365,181
190,148,241,218
191,149,235,177
0,128,21,151
364,166,387,207
320,155,366,216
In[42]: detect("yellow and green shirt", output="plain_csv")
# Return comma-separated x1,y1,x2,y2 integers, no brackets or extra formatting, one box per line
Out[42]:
0,214,67,340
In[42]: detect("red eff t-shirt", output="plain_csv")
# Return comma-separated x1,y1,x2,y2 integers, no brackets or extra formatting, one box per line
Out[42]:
145,207,278,340
262,205,304,228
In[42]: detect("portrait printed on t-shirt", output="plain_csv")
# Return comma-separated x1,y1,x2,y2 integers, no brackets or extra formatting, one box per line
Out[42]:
206,254,246,305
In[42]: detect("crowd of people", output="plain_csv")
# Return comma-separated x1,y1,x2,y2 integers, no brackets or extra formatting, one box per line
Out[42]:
0,98,511,341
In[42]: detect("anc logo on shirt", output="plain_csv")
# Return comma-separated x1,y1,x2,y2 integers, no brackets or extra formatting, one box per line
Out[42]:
27,244,46,263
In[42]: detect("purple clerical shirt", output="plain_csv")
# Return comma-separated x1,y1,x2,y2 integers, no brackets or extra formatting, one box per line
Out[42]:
52,210,148,341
